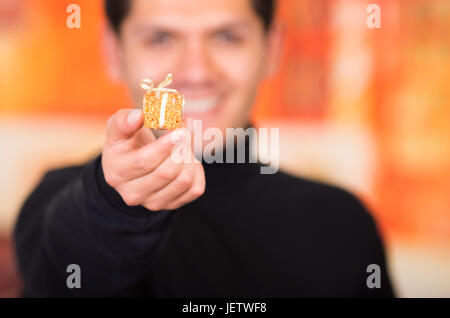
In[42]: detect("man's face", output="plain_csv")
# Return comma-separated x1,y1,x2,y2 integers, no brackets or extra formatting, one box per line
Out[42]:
110,0,280,136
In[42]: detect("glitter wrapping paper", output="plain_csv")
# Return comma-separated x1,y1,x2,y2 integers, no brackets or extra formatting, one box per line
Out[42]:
143,89,184,130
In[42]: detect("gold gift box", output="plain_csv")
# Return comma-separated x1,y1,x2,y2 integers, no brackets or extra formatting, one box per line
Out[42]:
140,74,184,130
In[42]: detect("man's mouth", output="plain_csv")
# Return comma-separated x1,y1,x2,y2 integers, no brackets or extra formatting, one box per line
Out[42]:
183,97,220,114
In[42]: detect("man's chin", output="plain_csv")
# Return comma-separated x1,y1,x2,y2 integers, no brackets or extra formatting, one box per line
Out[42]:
185,115,217,131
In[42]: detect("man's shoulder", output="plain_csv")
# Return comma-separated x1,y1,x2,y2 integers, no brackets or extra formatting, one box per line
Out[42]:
43,163,86,183
30,155,98,200
257,169,361,203
254,169,375,224
14,157,97,240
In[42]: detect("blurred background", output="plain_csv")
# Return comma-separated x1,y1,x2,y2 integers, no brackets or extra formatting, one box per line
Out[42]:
0,0,449,297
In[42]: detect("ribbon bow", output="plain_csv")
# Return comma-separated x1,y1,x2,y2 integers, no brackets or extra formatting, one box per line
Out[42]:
140,73,173,91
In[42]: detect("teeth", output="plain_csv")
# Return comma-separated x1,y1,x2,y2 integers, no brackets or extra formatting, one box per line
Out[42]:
184,97,218,114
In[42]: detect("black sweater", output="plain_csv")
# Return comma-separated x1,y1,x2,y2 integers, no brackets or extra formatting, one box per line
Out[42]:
13,152,395,297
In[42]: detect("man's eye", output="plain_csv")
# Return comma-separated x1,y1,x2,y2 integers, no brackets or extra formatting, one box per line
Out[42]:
145,33,173,46
215,31,242,44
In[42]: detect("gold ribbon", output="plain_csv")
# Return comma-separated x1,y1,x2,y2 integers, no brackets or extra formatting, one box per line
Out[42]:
140,73,173,91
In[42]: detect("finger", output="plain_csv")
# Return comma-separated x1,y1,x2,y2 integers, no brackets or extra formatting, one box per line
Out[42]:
143,160,197,211
119,144,188,205
165,162,206,210
124,128,189,179
131,126,157,149
106,108,143,147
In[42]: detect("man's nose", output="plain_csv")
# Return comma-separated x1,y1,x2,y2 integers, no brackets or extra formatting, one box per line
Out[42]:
175,39,216,87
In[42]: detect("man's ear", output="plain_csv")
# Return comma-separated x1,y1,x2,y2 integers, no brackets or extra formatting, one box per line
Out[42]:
263,21,285,78
102,23,125,82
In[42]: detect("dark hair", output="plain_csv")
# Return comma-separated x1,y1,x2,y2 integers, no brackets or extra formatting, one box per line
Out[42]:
105,0,276,34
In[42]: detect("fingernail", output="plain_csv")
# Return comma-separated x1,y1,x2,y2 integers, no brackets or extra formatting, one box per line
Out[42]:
171,129,186,144
127,109,141,126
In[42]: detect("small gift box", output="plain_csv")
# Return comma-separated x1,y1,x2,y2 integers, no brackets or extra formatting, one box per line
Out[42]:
140,73,184,130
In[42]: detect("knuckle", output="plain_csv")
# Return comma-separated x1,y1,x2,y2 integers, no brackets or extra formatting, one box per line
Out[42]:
190,184,205,198
135,149,152,172
135,156,149,172
175,175,193,191
122,192,141,207
145,199,164,212
158,166,178,181
103,171,119,188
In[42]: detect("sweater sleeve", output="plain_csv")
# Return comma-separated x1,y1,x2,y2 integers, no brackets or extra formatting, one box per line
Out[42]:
13,154,174,297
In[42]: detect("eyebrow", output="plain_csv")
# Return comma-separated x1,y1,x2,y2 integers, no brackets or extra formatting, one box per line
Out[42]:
132,21,253,36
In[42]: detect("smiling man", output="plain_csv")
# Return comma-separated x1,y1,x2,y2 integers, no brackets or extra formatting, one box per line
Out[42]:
113,0,273,133
13,0,395,297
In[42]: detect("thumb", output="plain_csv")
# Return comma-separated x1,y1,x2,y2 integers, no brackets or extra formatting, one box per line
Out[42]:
106,108,143,145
